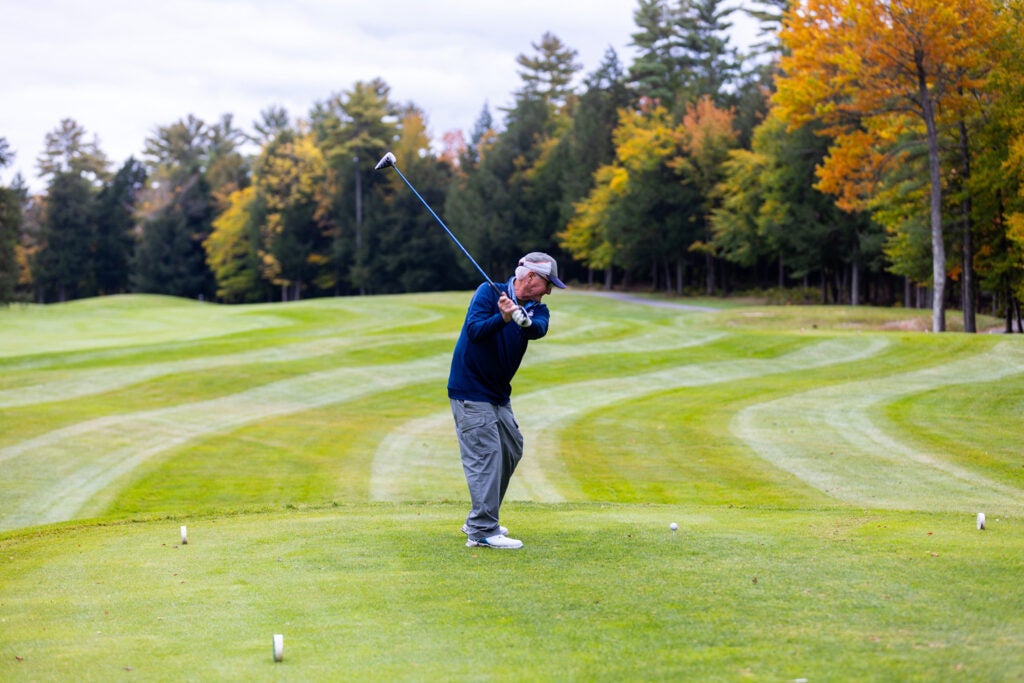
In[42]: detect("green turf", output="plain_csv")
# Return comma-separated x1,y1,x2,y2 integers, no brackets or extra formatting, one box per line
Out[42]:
1,292,1022,681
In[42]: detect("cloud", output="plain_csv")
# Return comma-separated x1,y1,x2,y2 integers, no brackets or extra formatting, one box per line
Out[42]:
1,0,757,192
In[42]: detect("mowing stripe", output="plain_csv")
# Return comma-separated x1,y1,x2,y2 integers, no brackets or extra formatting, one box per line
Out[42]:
0,318,724,531
365,326,729,503
0,314,715,409
369,336,888,503
0,356,448,531
731,340,1024,514
0,338,359,408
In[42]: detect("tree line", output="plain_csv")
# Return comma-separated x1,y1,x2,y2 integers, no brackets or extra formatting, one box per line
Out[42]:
1,0,1023,332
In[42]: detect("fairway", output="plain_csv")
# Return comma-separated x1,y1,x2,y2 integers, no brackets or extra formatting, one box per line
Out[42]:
2,292,1023,681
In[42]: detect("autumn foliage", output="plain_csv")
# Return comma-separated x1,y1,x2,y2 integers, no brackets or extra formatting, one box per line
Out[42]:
773,0,1011,330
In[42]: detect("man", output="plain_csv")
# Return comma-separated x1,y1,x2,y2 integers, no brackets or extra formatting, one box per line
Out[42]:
448,252,566,549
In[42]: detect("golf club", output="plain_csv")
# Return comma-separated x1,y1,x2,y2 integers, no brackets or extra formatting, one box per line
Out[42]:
374,152,503,298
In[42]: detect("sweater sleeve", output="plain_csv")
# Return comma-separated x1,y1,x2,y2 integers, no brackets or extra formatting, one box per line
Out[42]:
463,284,506,342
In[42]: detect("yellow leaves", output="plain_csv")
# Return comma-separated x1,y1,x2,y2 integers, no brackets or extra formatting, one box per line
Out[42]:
561,96,737,269
205,186,261,301
1009,212,1024,243
1008,211,1024,295
260,251,282,283
258,133,327,214
1008,134,1024,190
606,165,630,195
561,103,686,268
687,240,715,256
1009,133,1024,257
206,187,255,267
614,104,678,173
392,110,432,180
559,164,628,269
522,136,561,184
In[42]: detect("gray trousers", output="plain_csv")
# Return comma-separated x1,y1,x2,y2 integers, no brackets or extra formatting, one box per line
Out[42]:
450,399,523,540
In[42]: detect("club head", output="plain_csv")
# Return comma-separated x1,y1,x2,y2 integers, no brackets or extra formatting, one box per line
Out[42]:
374,152,397,171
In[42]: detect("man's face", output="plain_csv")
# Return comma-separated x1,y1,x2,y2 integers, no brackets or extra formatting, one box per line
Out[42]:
517,270,553,303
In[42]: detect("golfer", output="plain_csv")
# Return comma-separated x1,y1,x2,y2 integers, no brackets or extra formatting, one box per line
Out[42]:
449,252,566,549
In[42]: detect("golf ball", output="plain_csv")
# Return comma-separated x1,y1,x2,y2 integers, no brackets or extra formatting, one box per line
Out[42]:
669,522,678,531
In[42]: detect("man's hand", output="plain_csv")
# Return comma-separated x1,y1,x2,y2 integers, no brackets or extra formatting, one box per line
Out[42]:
497,293,516,322
498,294,531,327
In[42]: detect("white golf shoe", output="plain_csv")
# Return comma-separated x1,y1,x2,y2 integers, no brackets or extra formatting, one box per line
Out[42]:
465,534,523,549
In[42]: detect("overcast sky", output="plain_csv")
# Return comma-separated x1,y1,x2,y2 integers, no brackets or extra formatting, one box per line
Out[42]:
1,0,759,192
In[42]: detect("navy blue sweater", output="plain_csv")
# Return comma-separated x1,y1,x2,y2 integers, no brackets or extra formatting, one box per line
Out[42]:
447,278,549,405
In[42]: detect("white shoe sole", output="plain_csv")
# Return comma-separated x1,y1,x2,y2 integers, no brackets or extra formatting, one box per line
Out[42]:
465,538,523,549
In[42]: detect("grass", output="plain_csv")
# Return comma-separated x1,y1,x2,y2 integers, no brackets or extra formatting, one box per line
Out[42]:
3,506,1022,681
1,292,1022,681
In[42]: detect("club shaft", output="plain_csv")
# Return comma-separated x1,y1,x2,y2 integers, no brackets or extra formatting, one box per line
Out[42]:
390,165,502,297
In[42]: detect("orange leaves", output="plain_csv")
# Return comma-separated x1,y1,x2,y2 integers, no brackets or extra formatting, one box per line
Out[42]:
671,97,737,192
679,96,737,158
816,125,912,212
773,0,1002,210
777,0,1001,128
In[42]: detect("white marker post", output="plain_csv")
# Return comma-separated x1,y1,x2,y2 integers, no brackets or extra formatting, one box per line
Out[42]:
180,525,188,544
977,513,986,531
273,634,284,662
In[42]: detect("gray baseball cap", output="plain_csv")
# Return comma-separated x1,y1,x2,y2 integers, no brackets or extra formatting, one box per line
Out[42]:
518,252,566,288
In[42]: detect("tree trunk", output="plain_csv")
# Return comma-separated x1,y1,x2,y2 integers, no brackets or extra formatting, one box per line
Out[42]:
958,120,976,333
917,57,946,332
705,253,714,296
851,260,860,306
1005,286,1014,333
354,157,365,296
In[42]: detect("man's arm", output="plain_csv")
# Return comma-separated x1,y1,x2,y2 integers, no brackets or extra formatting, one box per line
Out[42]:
463,285,507,341
521,303,549,339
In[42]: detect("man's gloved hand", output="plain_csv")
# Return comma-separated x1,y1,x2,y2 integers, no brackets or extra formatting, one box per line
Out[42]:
511,306,532,328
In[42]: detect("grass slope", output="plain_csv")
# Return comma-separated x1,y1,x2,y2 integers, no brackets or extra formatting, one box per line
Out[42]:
1,293,1022,681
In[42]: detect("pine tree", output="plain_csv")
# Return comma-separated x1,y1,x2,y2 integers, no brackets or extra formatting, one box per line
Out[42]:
0,138,20,304
93,158,146,295
136,115,218,298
